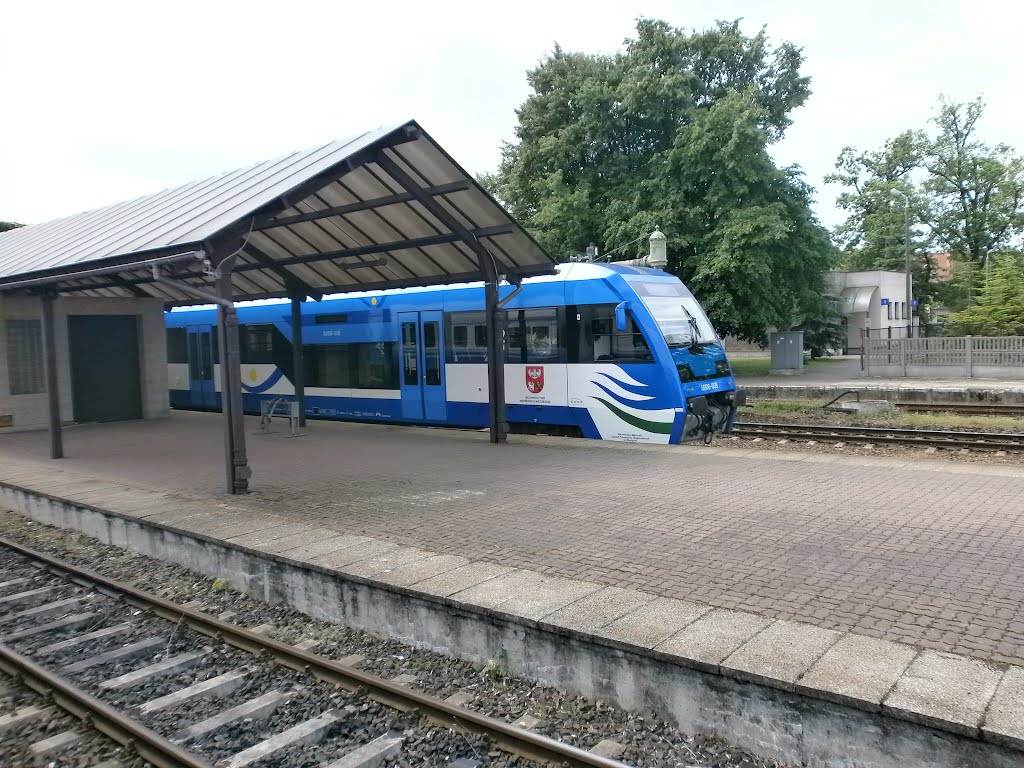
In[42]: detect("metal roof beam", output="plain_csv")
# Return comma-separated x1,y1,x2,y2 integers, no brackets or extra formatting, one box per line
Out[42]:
374,153,497,277
0,249,204,292
239,128,421,233
242,244,324,301
230,226,514,273
255,181,473,232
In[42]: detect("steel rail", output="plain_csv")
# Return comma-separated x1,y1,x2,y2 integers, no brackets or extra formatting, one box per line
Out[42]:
732,422,1024,450
0,537,630,768
892,402,1024,416
0,642,211,768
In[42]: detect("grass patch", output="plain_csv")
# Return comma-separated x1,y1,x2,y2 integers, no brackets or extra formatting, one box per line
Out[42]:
727,356,845,379
744,398,1024,431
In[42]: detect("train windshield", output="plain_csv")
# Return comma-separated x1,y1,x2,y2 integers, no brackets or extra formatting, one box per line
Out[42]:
630,280,719,346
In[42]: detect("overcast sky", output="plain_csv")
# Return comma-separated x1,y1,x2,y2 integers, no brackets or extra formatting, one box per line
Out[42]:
3,0,1022,239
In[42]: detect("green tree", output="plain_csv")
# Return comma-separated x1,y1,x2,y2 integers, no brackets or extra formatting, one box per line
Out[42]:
826,131,929,275
0,221,24,233
943,251,1024,335
488,19,836,342
923,97,1024,263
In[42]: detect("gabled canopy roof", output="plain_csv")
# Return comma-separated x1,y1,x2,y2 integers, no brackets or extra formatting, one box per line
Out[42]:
0,121,555,304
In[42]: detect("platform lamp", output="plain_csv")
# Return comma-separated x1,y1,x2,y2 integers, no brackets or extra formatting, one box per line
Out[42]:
890,188,912,333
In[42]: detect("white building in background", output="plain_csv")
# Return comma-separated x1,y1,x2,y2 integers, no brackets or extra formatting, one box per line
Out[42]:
829,270,912,353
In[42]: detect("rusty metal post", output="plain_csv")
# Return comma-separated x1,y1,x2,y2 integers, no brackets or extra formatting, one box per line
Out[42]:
41,292,63,459
291,295,306,428
216,268,250,493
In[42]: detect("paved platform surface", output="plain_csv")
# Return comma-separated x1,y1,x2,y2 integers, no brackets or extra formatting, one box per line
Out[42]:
1,411,1022,669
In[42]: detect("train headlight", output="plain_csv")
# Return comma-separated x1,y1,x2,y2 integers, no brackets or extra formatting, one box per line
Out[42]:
715,359,732,376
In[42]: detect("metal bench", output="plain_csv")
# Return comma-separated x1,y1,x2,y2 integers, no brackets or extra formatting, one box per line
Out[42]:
259,397,301,436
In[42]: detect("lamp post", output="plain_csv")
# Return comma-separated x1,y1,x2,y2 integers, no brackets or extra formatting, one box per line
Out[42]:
891,189,912,334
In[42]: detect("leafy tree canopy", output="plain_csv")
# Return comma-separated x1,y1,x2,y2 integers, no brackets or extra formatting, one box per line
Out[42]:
486,19,837,342
0,221,24,233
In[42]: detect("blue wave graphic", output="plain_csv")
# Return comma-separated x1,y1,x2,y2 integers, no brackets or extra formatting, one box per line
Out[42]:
590,373,672,411
593,371,653,397
241,368,285,394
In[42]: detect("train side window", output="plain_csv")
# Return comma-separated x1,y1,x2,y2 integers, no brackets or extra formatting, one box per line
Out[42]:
506,308,566,363
306,342,399,389
445,311,488,363
589,305,653,363
166,328,187,364
402,322,419,385
241,324,275,364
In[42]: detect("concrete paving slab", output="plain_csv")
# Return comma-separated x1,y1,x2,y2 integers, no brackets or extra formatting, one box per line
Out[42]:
884,650,1003,736
257,528,344,555
980,665,1024,749
342,546,434,579
543,586,657,634
311,540,399,569
373,554,470,588
797,633,918,709
198,514,288,539
452,569,601,621
410,561,513,598
722,619,841,690
139,506,217,526
279,534,376,561
656,608,773,672
190,516,270,540
227,523,314,549
595,596,712,649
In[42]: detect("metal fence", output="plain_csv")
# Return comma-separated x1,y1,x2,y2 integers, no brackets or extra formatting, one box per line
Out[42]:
864,325,941,340
864,335,1024,377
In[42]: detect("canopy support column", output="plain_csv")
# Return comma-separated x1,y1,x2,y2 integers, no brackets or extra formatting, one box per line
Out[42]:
484,274,508,444
41,292,63,459
216,268,250,494
290,295,306,427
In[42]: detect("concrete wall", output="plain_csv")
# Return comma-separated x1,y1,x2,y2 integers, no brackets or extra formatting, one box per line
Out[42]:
0,294,169,431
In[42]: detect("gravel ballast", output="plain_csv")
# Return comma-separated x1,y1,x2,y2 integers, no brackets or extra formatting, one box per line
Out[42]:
0,511,792,768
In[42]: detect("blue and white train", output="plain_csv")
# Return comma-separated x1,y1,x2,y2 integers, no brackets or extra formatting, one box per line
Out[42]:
166,262,742,444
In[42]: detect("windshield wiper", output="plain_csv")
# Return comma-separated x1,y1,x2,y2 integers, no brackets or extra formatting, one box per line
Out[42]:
678,305,705,353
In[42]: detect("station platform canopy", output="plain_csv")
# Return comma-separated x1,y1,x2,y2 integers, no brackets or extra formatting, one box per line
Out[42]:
0,120,554,494
0,119,556,302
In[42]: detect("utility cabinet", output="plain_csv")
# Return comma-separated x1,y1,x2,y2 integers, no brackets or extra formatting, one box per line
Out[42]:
769,331,804,374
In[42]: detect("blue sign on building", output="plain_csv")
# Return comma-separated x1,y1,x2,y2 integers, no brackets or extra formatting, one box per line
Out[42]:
880,298,890,306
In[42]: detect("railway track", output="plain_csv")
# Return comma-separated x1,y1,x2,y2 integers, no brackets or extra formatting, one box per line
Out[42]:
891,402,1024,417
731,422,1024,451
0,537,632,768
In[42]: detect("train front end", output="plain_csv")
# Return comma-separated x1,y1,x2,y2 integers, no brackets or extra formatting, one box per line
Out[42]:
627,278,745,443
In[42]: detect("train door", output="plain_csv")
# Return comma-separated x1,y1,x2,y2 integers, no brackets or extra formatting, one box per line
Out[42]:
186,324,217,408
398,311,447,422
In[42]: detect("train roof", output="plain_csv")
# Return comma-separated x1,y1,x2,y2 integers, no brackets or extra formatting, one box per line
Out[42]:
168,262,676,314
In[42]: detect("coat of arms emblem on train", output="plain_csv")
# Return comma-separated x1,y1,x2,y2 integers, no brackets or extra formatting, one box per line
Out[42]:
526,366,544,394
